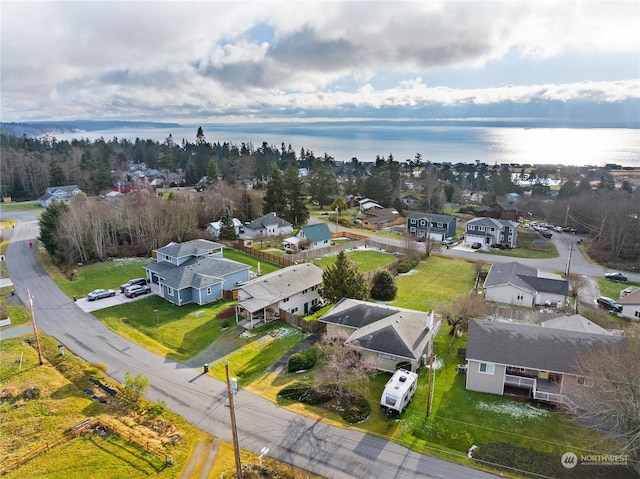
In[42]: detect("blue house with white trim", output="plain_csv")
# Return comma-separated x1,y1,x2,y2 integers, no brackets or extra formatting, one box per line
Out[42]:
145,239,250,306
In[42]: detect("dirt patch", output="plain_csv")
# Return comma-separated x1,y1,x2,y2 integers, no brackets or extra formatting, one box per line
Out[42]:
216,307,236,319
180,437,220,479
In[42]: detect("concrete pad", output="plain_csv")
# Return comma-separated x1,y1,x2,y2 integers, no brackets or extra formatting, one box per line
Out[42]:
76,283,160,313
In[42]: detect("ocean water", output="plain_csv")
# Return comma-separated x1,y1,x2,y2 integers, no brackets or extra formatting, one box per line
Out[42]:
52,121,640,168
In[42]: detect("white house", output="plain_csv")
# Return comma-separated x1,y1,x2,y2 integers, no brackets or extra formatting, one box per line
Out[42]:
242,212,293,239
618,289,640,321
483,261,569,308
207,218,243,238
38,185,83,207
465,217,518,248
235,263,324,328
283,223,332,252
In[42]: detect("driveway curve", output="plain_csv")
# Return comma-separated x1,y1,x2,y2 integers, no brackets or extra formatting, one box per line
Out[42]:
3,211,498,479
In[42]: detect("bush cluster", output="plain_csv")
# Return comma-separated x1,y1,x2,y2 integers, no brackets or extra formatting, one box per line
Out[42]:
287,347,317,372
341,394,370,423
277,382,331,405
395,259,419,274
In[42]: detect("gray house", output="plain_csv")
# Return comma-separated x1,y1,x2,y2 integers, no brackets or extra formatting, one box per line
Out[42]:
465,319,622,410
483,261,569,307
406,212,456,241
318,298,440,373
145,239,250,306
38,185,82,207
243,212,293,238
464,217,518,248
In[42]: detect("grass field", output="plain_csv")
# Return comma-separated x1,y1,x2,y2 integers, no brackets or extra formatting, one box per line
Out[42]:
0,333,197,478
0,201,42,211
596,277,640,301
313,249,398,272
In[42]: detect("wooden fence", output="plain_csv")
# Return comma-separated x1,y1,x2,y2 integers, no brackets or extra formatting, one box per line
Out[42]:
484,303,566,324
279,309,326,334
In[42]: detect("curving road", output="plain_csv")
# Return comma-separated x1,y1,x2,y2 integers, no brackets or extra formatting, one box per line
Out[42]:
3,210,499,479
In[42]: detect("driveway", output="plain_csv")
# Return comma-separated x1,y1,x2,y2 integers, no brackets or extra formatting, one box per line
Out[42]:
3,210,499,479
77,283,160,313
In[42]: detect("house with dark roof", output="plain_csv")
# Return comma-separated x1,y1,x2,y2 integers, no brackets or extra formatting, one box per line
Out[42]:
235,263,324,328
474,202,518,221
465,319,622,409
145,239,250,306
242,212,293,240
483,261,568,307
283,223,332,251
38,185,82,207
318,298,440,373
464,217,518,248
406,212,456,242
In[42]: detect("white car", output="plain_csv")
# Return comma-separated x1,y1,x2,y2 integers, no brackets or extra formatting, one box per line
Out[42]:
87,289,116,301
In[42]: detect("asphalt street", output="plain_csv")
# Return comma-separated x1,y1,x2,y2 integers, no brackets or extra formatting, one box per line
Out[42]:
2,210,500,479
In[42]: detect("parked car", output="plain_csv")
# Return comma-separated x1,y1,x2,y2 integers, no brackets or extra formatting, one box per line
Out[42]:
553,226,563,233
124,284,152,298
120,278,147,293
442,237,454,245
605,272,628,282
471,242,482,249
541,232,553,239
87,289,116,301
596,297,622,313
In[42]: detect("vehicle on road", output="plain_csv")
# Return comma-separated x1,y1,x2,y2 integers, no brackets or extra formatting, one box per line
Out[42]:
124,284,152,298
87,289,116,301
120,277,147,292
605,272,628,282
596,296,622,313
471,242,482,249
541,231,553,239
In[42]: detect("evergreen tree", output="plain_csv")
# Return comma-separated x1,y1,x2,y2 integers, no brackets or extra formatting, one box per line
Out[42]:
370,269,397,301
283,164,309,226
38,202,68,258
263,167,287,216
308,161,338,208
218,208,238,240
321,250,368,303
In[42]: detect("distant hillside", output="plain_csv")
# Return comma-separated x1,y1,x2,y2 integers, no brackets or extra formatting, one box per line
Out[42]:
0,120,182,137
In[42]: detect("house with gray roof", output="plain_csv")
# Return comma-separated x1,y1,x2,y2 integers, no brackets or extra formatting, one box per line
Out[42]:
464,217,518,248
235,263,324,328
465,319,622,410
618,288,640,322
38,185,82,207
318,298,440,373
483,261,569,307
145,239,250,306
407,212,456,242
243,212,293,239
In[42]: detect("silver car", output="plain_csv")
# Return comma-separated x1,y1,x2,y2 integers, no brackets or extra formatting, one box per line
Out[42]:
87,289,116,301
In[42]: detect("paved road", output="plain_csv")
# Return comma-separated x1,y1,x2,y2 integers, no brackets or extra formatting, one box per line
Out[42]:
3,210,499,479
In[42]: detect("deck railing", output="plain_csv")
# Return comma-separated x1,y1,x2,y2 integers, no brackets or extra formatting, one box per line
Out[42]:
505,374,536,388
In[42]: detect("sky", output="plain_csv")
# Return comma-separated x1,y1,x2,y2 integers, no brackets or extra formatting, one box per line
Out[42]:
1,0,639,126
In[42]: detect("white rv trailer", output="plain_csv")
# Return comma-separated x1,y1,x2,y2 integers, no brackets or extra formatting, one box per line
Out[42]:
380,368,419,416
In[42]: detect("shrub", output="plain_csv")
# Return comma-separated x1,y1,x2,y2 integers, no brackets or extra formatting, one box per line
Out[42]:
396,260,418,274
277,382,331,404
370,269,398,300
341,394,370,423
288,348,318,372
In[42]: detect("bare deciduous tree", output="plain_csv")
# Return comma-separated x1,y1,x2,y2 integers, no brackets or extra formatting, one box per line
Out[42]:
315,331,376,402
563,325,640,471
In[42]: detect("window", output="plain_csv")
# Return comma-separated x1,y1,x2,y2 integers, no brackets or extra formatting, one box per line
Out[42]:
478,226,485,232
577,377,593,387
479,362,495,375
282,297,289,303
517,294,523,300
635,311,639,318
302,288,308,294
419,219,426,226
163,254,170,261
206,287,212,295
490,227,495,232
167,287,173,295
377,352,396,360
291,307,299,314
409,226,416,232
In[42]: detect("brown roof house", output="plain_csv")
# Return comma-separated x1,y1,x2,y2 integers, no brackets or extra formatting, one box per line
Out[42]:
361,208,405,231
475,202,518,221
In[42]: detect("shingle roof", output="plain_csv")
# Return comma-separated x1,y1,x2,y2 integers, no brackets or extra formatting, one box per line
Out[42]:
406,212,454,223
467,217,516,229
236,263,323,313
484,261,568,295
155,239,224,259
541,315,612,335
466,319,622,374
246,212,291,230
146,256,249,290
618,288,640,305
301,223,331,242
319,299,400,329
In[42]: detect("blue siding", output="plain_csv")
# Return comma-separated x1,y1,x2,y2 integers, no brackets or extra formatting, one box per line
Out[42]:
222,269,250,290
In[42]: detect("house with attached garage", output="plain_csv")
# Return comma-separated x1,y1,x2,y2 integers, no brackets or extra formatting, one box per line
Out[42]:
144,239,250,306
465,319,623,410
318,298,440,373
38,185,83,207
406,212,457,242
235,263,324,329
483,261,569,308
464,217,518,248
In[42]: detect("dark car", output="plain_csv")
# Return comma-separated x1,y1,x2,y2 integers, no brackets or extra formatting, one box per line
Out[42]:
120,278,147,293
541,232,553,239
605,272,628,282
471,242,482,249
596,297,622,313
87,289,116,301
124,284,152,298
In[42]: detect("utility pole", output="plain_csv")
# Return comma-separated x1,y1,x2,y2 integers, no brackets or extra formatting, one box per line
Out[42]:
28,290,43,366
563,204,570,228
225,361,242,478
565,234,574,277
425,353,434,417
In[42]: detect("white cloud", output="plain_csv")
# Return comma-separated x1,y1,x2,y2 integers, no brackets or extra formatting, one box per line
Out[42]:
1,1,638,122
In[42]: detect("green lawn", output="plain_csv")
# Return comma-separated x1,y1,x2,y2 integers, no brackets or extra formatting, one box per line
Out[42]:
92,297,234,361
0,201,42,211
313,249,398,272
222,248,281,275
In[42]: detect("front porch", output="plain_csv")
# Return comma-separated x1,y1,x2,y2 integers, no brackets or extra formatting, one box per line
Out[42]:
234,305,280,330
